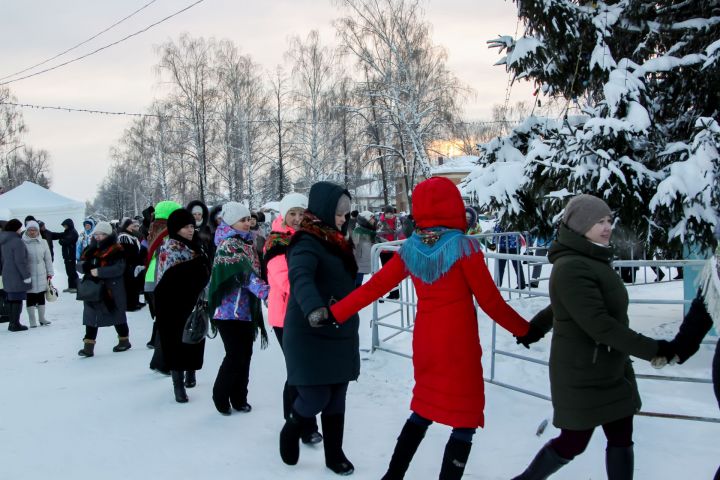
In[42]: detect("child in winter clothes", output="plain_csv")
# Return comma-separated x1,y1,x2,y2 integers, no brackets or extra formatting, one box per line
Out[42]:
208,202,269,416
263,193,322,444
329,177,531,480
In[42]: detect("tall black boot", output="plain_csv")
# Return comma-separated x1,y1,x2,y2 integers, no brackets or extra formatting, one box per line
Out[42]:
171,370,188,403
511,442,570,480
280,409,308,465
606,445,634,480
7,302,28,332
438,437,472,480
381,420,428,480
321,413,354,475
185,370,196,388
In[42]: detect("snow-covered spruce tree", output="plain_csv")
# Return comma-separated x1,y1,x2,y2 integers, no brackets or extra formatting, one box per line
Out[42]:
463,0,719,257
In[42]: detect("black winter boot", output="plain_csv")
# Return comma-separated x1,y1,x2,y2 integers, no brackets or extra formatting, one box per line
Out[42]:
112,336,131,352
511,442,570,480
381,419,428,480
438,437,472,480
606,445,634,480
78,339,96,357
171,370,188,403
7,302,28,332
280,410,306,465
321,413,354,475
184,370,196,388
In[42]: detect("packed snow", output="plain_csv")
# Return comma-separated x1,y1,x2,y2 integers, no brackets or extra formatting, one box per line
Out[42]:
2,255,719,479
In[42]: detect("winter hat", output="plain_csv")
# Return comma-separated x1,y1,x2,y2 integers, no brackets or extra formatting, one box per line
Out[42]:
25,220,39,231
167,208,196,235
411,177,467,231
94,221,113,236
356,211,376,230
154,200,182,221
4,219,22,232
280,193,308,219
563,194,612,235
191,205,203,215
383,205,396,214
358,211,374,222
222,202,251,226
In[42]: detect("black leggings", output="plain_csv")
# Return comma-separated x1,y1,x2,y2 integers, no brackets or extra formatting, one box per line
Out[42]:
550,415,633,460
84,323,129,340
26,292,46,307
409,412,476,443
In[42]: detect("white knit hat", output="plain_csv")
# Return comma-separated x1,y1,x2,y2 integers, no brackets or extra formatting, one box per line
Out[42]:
25,220,40,231
280,193,308,219
94,221,113,236
222,202,251,226
358,211,374,222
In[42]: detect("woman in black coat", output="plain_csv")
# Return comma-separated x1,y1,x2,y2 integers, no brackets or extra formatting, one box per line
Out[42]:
279,181,358,476
154,208,211,403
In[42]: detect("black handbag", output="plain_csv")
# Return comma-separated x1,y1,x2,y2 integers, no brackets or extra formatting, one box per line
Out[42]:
182,293,209,344
76,277,103,302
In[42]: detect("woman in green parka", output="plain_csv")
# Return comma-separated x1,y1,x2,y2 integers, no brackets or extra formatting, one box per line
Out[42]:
512,194,677,480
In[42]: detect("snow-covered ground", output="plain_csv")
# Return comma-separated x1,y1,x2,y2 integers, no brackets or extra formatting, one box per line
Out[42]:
2,257,718,479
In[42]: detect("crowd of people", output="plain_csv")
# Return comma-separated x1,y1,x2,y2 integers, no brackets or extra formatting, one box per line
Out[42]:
0,181,718,479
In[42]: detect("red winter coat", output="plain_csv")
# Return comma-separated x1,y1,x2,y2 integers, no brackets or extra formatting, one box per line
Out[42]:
331,250,529,428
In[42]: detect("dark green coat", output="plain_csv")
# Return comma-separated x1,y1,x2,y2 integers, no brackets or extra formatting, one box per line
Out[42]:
537,224,660,430
283,182,360,386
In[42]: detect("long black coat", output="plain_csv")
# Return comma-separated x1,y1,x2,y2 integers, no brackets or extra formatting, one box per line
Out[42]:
52,219,80,261
154,242,211,371
283,182,360,386
77,238,127,328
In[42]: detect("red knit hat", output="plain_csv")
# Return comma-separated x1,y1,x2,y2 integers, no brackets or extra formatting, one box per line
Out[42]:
411,177,467,231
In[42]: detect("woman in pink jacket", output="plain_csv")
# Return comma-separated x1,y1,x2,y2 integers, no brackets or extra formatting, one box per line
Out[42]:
263,193,322,445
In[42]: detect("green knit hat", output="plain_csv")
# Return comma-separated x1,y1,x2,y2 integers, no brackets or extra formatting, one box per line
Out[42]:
154,201,182,220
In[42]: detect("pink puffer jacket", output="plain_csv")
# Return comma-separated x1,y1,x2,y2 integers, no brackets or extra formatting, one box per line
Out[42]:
265,216,294,328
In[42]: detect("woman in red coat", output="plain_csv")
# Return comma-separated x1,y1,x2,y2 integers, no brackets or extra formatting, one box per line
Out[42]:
329,177,530,480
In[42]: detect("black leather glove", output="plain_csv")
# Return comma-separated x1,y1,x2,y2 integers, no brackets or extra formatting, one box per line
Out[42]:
655,340,677,363
671,296,713,364
515,322,545,349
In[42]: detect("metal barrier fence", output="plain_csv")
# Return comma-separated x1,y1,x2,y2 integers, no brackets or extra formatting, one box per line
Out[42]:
368,238,719,423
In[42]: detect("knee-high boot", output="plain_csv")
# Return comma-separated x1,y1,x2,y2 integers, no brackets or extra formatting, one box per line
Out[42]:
511,442,570,480
7,302,28,331
438,437,472,480
27,306,38,327
171,370,188,403
381,420,428,479
606,445,634,480
280,409,315,466
321,413,354,475
38,304,51,325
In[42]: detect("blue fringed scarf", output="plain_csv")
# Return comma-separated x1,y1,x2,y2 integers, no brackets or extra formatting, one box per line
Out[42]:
399,227,482,284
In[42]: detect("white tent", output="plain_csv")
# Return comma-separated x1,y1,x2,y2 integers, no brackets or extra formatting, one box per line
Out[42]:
0,181,85,232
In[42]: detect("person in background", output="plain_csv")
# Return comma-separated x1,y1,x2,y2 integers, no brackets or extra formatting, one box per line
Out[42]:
352,211,377,288
154,208,211,403
37,221,55,262
208,204,223,238
330,177,531,480
491,220,527,290
187,200,215,260
117,218,144,312
22,221,53,327
208,202,269,416
263,192,323,444
250,212,266,262
76,218,96,261
529,229,553,289
76,221,130,357
465,206,481,236
346,210,359,242
510,194,682,480
279,181,356,476
51,219,80,293
0,219,31,331
376,205,403,300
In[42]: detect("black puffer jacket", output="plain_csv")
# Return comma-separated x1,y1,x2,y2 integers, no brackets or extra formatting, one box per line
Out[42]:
51,219,80,261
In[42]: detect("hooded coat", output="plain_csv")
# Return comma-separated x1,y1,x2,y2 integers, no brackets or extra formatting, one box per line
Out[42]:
284,182,360,386
535,224,660,430
186,200,215,259
52,219,79,261
0,231,31,294
331,177,530,428
76,218,96,260
22,232,54,294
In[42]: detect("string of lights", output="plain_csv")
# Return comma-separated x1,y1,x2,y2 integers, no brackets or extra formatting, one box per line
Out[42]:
0,0,205,86
1,100,519,126
0,0,160,82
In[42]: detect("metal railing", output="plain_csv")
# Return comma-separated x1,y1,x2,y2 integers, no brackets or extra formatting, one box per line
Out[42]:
367,239,719,423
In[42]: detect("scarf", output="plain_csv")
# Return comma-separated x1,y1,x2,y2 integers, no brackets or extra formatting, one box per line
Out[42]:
353,225,376,242
294,212,357,276
399,227,482,284
156,238,199,285
698,244,720,332
208,229,268,348
80,236,124,308
261,230,293,281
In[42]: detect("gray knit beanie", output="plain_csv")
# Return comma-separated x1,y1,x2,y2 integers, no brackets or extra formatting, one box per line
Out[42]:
563,194,612,235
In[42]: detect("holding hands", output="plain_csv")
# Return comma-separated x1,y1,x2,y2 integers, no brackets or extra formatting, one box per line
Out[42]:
308,307,337,328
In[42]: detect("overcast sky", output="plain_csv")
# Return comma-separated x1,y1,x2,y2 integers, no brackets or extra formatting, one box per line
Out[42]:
0,0,534,202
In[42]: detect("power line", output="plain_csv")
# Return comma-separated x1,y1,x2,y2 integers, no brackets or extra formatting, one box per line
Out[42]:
0,0,205,86
0,0,160,82
1,100,520,126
